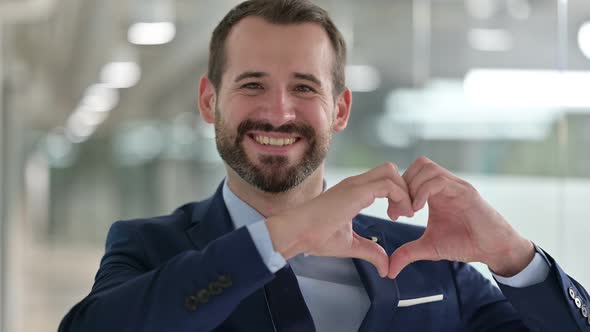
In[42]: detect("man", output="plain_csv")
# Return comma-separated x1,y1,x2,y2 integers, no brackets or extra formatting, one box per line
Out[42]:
59,0,589,331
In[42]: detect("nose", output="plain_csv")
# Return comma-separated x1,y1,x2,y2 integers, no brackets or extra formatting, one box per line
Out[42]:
261,88,296,127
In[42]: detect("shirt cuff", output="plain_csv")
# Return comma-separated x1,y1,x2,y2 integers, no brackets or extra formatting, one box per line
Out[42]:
492,247,551,288
246,220,287,273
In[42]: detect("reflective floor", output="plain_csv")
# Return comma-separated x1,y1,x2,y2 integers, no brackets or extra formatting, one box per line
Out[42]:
6,225,101,332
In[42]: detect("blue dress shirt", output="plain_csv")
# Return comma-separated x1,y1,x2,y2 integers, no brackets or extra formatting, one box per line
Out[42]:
221,180,550,331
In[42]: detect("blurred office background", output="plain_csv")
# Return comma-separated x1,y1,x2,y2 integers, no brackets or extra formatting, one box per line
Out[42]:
1,0,590,330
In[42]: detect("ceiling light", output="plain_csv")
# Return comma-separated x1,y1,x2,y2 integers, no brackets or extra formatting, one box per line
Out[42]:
65,112,97,143
72,105,109,127
128,22,176,45
81,84,119,112
578,22,590,60
100,61,141,88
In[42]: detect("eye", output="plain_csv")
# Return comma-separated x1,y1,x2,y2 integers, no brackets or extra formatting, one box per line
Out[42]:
241,82,263,90
294,84,315,93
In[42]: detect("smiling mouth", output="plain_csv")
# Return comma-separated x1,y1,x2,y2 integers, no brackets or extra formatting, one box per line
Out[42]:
249,134,301,147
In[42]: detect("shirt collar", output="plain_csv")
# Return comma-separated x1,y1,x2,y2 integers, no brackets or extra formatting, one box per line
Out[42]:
222,179,328,230
222,180,265,230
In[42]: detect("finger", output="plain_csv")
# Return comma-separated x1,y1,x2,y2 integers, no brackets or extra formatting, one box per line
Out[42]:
402,156,433,188
406,158,456,186
352,163,408,195
346,163,412,219
367,178,414,219
388,238,437,279
349,232,389,278
412,176,449,211
406,161,441,200
387,198,415,220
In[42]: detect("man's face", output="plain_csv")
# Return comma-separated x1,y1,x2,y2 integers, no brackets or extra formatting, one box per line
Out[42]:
206,17,350,193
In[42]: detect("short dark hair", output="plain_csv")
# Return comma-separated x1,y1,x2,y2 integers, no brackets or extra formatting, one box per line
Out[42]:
208,0,347,96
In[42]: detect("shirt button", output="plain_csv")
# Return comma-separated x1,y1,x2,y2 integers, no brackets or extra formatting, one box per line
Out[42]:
581,305,588,318
569,287,576,300
575,297,582,309
184,295,199,312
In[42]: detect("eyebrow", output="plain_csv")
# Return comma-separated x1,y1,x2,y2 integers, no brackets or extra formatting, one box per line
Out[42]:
293,72,322,87
233,71,322,87
234,71,268,82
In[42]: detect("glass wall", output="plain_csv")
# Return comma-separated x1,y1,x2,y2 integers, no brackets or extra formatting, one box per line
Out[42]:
1,0,589,331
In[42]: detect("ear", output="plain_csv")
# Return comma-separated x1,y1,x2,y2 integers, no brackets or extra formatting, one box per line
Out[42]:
333,88,352,132
198,74,217,124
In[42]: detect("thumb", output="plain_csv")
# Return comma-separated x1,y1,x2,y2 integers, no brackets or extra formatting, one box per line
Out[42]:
348,232,389,278
388,238,436,279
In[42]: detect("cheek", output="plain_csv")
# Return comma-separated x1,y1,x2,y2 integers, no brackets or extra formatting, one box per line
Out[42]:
305,109,335,132
295,98,333,121
298,112,333,135
219,97,255,123
228,94,262,112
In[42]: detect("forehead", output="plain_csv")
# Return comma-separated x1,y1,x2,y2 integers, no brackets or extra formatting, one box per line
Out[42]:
223,16,334,83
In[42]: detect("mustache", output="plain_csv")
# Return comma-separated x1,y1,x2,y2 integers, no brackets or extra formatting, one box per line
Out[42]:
236,120,315,142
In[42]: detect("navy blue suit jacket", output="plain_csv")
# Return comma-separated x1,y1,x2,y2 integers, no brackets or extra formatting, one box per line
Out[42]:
59,184,590,331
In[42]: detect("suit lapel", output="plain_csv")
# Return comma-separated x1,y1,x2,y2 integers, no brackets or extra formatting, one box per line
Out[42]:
353,218,400,332
185,182,234,249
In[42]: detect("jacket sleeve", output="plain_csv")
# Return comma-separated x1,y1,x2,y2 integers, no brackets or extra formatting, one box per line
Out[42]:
497,248,590,331
58,220,275,332
453,248,589,331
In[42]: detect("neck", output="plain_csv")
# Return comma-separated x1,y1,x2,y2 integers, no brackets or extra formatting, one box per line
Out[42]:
224,165,325,217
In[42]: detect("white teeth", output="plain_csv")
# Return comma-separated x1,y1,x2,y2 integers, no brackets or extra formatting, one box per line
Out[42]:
254,136,297,146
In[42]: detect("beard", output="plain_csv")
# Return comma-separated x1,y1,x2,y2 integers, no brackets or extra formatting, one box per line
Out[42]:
214,107,331,193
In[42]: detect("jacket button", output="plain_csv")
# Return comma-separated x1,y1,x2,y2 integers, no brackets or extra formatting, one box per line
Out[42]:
185,295,199,312
208,282,223,295
569,287,576,300
575,297,582,308
218,275,233,288
581,305,588,318
196,289,210,304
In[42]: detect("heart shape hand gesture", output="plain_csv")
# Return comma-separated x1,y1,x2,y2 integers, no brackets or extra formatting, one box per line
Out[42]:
266,157,535,279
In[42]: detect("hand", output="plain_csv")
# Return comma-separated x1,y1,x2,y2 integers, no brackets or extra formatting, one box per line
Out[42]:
388,157,535,279
266,163,414,277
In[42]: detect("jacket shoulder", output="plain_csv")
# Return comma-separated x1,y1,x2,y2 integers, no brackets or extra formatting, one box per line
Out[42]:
108,202,193,234
104,200,210,252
